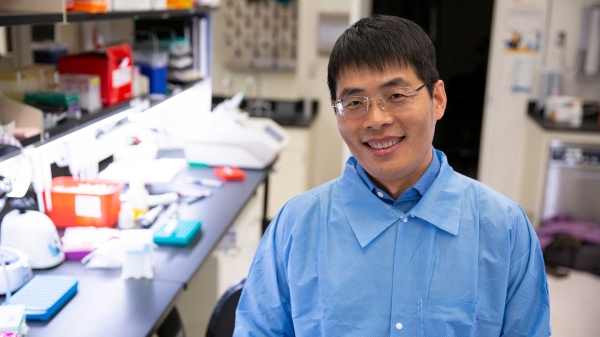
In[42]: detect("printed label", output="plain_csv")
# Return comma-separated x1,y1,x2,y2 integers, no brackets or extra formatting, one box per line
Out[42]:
75,195,102,218
112,66,133,89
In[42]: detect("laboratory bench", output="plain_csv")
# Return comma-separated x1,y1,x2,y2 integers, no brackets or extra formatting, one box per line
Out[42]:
142,163,268,285
0,161,269,337
527,102,600,134
27,276,182,337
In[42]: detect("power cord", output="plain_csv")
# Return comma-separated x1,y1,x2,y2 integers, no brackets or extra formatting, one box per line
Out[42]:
1,250,11,303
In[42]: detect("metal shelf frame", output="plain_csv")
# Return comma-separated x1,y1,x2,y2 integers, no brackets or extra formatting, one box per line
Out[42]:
0,6,214,27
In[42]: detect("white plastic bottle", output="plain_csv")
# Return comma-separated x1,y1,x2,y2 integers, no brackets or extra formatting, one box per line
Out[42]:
118,202,136,229
128,180,149,220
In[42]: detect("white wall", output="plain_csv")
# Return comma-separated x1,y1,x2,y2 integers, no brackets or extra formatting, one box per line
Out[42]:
211,0,349,188
543,0,600,98
340,0,372,169
304,0,348,188
479,0,600,203
211,5,301,99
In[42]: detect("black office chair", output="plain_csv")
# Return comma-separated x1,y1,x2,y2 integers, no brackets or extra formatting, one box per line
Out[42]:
206,278,246,337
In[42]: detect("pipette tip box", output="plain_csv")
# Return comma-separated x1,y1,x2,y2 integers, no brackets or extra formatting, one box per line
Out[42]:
5,275,78,321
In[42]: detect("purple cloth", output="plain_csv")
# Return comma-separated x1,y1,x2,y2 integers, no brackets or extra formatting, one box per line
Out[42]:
536,214,600,249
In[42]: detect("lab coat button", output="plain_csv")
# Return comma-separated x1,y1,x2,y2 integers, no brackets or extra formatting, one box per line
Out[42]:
377,192,384,198
403,217,408,223
396,322,403,330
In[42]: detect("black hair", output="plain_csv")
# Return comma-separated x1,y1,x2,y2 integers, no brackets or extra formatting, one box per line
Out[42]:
327,15,439,101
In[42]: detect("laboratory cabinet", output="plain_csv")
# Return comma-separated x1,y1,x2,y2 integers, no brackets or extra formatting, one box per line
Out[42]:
267,127,312,219
520,117,600,227
176,183,265,336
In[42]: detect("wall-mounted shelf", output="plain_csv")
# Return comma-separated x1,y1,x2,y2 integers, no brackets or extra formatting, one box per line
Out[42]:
0,2,214,169
0,6,215,27
20,95,141,148
40,79,203,144
0,78,206,167
0,10,63,27
67,6,214,23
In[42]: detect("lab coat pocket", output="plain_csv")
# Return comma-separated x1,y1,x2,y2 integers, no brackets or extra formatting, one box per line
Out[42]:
420,300,477,337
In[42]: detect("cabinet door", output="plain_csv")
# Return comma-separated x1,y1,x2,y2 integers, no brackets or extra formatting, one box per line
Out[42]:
267,128,310,219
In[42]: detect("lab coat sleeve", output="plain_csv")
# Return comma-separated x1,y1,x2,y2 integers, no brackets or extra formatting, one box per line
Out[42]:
501,208,551,337
233,210,294,337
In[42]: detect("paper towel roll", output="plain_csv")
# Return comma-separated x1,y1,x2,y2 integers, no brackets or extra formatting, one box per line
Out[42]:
584,8,600,75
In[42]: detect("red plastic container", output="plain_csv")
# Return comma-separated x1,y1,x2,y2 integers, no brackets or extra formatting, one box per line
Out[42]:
57,43,133,106
45,177,124,228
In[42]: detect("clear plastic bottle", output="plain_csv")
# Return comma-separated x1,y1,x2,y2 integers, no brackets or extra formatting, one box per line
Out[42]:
128,180,149,220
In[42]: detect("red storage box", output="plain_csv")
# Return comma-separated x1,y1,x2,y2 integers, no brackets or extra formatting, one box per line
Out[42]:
57,43,133,106
45,177,124,228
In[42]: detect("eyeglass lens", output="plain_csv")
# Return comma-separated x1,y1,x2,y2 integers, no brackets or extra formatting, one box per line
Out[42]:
338,86,416,116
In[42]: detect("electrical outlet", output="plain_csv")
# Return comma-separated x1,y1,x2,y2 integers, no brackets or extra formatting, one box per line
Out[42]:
557,30,566,48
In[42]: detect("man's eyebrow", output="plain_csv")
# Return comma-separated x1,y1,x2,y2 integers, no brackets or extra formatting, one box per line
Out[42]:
338,77,411,98
379,77,411,89
339,87,365,98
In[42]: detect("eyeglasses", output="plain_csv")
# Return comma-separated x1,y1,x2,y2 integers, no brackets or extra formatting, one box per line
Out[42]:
332,83,428,118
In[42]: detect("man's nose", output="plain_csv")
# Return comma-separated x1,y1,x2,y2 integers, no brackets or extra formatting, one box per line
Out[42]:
363,98,393,130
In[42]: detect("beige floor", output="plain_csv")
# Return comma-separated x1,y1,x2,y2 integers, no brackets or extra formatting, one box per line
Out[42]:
548,270,600,337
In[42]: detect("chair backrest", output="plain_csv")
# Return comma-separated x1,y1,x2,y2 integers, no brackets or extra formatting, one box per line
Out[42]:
206,278,246,337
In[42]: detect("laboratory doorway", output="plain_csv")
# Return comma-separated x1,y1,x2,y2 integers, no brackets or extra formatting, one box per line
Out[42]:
372,0,494,179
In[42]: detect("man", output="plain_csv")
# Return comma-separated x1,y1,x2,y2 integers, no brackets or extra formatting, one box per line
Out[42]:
234,15,550,336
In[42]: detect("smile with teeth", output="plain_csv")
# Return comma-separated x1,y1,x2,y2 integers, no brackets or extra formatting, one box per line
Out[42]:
367,137,403,149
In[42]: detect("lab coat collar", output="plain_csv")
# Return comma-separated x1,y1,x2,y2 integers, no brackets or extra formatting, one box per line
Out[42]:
339,151,462,248
339,158,406,248
409,150,462,236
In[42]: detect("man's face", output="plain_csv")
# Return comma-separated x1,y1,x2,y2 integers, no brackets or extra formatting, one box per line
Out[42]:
335,65,446,188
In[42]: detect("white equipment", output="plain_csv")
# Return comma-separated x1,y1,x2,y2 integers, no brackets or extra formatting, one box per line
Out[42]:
182,92,289,169
0,177,33,295
1,208,65,269
0,246,32,295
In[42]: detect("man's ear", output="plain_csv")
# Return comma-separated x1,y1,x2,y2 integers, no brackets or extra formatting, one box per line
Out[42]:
432,80,447,121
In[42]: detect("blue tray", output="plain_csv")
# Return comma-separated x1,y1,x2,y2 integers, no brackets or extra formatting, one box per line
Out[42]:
154,219,202,246
6,275,78,321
